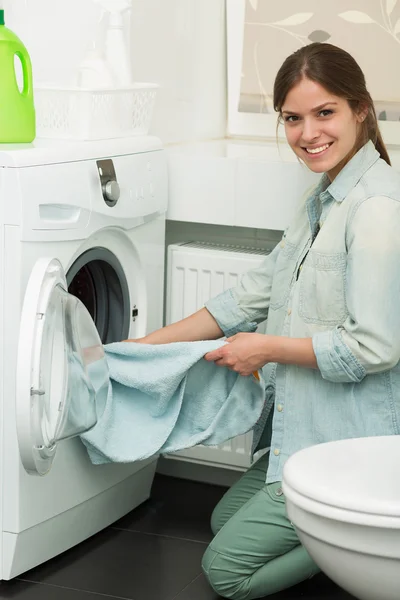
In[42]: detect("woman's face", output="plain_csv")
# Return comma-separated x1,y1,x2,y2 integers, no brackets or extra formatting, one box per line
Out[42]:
281,77,366,181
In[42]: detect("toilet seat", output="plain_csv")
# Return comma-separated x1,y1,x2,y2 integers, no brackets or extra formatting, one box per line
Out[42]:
283,436,400,599
283,436,400,526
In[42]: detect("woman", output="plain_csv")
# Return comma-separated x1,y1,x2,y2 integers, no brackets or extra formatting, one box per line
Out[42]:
128,43,400,598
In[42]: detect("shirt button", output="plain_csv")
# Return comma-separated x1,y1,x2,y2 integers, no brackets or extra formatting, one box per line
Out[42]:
275,487,284,497
277,404,283,412
274,449,280,456
287,308,292,316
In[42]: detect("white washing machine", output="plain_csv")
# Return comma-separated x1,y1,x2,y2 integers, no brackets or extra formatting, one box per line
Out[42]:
0,136,168,579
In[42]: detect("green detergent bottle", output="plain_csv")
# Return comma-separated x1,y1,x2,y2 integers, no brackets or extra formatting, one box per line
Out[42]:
0,9,35,143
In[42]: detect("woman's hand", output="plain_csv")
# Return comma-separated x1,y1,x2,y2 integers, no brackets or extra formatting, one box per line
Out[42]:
204,333,273,376
204,333,318,373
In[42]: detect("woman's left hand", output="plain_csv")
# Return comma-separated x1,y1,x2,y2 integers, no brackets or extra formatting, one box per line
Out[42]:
204,332,274,376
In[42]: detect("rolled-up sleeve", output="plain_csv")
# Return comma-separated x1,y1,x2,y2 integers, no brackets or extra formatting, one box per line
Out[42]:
205,242,281,338
313,196,400,383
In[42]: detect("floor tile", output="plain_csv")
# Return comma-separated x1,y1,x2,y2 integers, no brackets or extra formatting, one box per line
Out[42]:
0,579,116,599
172,574,221,599
9,475,357,600
113,474,227,543
20,527,206,600
172,573,356,600
266,573,356,599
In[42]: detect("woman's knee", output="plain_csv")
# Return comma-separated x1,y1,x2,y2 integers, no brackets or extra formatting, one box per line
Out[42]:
202,545,252,600
202,542,320,600
210,501,225,535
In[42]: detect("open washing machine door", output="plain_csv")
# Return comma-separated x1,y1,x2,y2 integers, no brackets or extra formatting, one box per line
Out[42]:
16,257,109,476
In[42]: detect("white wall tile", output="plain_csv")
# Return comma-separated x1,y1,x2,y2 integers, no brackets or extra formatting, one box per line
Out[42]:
235,159,319,231
167,152,236,225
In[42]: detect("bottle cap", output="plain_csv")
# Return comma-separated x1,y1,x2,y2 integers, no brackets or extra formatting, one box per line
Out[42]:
0,10,5,26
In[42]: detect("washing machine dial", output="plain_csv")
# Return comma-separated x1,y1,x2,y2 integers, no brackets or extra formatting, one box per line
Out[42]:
103,180,120,205
96,159,120,207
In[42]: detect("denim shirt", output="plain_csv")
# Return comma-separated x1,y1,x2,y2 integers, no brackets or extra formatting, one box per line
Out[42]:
206,141,400,483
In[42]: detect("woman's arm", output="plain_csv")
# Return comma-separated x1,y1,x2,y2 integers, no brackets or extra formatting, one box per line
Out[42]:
125,307,223,344
126,240,283,346
312,196,400,383
264,335,317,369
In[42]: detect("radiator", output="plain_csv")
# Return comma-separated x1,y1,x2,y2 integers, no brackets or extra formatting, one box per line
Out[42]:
165,241,270,471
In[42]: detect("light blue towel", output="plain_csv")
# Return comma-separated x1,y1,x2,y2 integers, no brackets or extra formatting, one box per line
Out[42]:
80,340,266,464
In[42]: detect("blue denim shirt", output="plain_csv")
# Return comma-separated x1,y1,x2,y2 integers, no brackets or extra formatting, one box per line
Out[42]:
206,141,400,483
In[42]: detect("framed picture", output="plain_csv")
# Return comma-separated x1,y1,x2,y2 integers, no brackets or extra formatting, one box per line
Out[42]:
226,0,400,146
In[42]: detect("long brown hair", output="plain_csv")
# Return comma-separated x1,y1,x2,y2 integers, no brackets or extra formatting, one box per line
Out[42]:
273,42,391,166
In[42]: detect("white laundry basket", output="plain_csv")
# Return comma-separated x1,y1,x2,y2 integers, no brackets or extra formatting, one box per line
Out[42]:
34,83,158,140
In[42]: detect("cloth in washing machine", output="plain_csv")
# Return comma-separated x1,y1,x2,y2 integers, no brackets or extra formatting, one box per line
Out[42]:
80,340,265,464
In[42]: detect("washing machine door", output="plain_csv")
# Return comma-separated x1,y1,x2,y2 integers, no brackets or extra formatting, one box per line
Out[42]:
16,257,109,476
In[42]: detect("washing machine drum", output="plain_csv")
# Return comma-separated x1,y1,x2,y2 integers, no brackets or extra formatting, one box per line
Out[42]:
17,257,110,476
67,248,130,344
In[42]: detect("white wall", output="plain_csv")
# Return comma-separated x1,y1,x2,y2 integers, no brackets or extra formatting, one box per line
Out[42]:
130,0,227,144
5,0,101,85
5,0,227,145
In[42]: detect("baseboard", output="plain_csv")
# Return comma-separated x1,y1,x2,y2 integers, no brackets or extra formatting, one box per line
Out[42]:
156,456,242,487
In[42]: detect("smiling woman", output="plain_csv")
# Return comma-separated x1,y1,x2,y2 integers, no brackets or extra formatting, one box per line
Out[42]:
274,42,391,180
127,41,400,600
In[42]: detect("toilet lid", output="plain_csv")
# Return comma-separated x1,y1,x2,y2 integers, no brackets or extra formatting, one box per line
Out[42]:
283,436,400,518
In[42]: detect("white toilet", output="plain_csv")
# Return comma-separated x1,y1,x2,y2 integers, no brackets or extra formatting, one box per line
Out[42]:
282,436,400,600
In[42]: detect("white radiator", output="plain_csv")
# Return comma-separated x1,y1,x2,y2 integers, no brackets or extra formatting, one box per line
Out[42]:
165,241,270,471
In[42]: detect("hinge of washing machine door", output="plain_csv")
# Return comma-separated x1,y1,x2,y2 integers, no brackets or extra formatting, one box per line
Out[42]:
132,305,138,321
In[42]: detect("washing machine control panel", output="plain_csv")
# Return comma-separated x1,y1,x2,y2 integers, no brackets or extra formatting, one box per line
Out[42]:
13,142,168,240
96,159,121,207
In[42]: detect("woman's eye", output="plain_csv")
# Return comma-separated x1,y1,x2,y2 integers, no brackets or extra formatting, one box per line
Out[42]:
285,115,299,123
319,109,333,117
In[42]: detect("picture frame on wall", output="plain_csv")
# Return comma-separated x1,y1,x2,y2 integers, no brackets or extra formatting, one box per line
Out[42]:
226,0,400,146
227,0,284,140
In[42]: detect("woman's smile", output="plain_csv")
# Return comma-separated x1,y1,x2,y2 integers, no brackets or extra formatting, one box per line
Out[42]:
302,142,333,158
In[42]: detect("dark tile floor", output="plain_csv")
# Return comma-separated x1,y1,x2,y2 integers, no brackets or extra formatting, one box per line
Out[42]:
0,474,355,600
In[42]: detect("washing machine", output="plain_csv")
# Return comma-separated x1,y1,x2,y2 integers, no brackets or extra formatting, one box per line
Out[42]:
0,136,168,579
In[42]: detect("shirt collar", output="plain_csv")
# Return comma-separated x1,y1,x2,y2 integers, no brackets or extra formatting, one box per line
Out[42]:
322,141,380,203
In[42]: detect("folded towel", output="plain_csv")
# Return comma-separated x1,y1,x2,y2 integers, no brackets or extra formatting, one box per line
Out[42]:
80,340,265,464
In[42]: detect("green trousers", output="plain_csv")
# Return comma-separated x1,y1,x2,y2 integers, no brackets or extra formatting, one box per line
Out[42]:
201,453,320,599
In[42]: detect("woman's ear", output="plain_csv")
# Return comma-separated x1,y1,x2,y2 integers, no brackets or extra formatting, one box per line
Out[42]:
357,105,369,123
